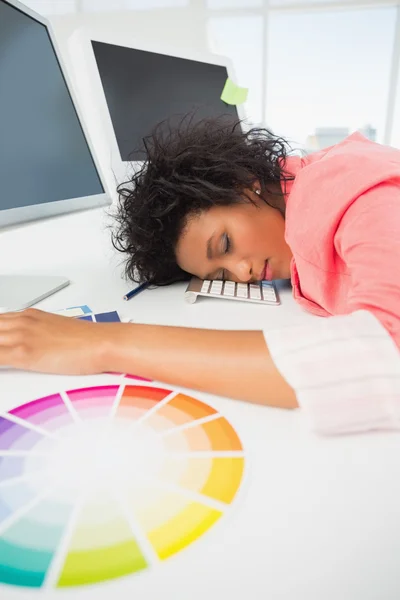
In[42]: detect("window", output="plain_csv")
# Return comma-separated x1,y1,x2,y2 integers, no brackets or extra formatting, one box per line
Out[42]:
265,7,397,149
207,0,262,8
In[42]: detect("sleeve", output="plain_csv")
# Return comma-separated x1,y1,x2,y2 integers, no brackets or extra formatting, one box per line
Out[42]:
264,311,400,435
335,181,400,346
263,181,400,435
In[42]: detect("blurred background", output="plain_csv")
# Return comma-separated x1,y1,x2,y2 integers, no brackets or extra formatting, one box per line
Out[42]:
23,0,400,151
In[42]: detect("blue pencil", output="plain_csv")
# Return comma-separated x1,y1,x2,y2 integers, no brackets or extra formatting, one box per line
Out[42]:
123,283,148,301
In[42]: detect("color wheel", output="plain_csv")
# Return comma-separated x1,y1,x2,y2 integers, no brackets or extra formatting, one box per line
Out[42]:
0,378,244,589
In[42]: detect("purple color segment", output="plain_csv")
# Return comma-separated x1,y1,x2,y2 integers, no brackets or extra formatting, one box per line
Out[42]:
9,394,64,420
30,411,74,433
0,456,26,481
0,417,43,451
0,455,44,483
9,396,74,432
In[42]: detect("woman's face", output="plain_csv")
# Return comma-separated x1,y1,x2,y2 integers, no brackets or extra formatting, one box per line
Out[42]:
175,188,293,282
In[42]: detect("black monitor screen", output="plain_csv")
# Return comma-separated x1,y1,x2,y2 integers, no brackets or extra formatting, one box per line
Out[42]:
0,0,104,212
92,41,239,161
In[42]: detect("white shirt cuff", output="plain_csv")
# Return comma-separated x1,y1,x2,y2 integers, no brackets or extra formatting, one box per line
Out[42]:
263,310,400,435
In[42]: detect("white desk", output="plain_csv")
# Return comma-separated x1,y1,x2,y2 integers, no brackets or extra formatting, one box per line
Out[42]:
1,208,400,600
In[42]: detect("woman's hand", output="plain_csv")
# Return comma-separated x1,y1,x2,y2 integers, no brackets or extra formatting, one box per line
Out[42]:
0,308,297,409
0,308,111,375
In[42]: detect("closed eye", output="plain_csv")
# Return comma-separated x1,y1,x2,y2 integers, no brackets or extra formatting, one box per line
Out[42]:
217,234,231,279
223,234,231,254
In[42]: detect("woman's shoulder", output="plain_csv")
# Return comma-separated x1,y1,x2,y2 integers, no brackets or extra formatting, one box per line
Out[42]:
284,134,400,252
291,132,400,175
286,133,400,212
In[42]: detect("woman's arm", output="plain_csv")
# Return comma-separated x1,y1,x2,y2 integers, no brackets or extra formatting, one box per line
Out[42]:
0,309,297,409
105,322,297,408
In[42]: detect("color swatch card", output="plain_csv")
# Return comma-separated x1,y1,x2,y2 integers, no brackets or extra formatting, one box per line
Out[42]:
55,305,93,318
56,305,121,322
0,376,245,590
78,310,121,323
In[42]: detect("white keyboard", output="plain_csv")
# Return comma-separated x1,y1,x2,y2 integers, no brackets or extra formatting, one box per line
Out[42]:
184,277,280,305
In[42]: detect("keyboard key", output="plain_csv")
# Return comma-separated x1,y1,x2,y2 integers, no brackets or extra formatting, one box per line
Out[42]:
236,283,248,298
249,287,262,300
185,277,279,305
263,291,276,301
223,282,235,296
224,281,235,290
210,280,223,294
201,280,211,293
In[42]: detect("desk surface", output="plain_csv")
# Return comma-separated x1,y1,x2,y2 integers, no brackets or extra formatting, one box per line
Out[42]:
1,208,400,600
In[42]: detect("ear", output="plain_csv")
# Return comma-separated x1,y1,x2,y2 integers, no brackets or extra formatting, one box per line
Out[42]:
252,180,261,196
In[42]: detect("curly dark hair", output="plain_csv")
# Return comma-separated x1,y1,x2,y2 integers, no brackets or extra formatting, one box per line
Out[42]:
111,116,295,286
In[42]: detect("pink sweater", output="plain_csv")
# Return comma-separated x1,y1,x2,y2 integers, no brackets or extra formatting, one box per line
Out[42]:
263,133,400,434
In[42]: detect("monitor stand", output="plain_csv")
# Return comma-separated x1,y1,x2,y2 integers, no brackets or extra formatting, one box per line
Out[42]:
0,275,70,313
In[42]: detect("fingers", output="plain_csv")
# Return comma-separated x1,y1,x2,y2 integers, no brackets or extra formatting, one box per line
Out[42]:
0,308,41,324
0,310,46,370
0,318,26,346
0,311,22,320
0,345,25,368
0,311,36,367
0,328,31,369
0,314,30,334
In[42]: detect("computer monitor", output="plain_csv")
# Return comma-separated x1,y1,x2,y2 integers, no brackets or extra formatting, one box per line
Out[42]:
67,27,247,187
91,40,243,162
0,0,111,310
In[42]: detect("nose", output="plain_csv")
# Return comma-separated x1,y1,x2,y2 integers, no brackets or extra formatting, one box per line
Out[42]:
228,258,253,282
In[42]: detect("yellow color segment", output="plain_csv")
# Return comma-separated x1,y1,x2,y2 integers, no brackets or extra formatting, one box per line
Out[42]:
159,457,244,503
128,487,191,531
57,540,147,586
200,457,244,503
148,502,222,560
159,456,212,491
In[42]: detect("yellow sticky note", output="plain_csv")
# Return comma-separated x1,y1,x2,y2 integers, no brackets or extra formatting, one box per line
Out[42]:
220,77,248,105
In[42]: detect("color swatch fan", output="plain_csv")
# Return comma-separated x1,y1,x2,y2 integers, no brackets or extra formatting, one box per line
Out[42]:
0,379,245,589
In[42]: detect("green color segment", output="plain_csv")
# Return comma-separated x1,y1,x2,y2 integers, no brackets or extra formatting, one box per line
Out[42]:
220,77,248,105
57,540,147,587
